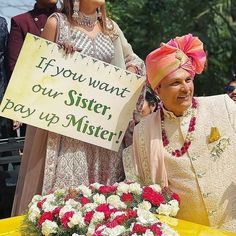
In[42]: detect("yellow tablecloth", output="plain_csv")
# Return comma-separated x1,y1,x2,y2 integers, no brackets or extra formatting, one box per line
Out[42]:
0,215,235,236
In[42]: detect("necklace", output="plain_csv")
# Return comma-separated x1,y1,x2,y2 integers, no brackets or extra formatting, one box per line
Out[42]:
161,98,197,157
73,11,98,29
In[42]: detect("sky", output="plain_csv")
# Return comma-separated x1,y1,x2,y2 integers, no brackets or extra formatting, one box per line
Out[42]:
0,0,40,30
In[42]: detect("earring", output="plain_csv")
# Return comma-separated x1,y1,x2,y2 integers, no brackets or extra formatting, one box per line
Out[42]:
97,7,102,20
72,0,80,20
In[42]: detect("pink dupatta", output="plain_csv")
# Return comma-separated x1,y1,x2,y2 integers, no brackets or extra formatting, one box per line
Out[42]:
132,111,168,186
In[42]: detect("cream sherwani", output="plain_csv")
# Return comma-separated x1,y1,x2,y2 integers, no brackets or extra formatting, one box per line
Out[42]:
125,94,236,232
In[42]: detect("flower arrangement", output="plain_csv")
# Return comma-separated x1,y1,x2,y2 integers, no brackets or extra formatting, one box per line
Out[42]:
23,182,180,236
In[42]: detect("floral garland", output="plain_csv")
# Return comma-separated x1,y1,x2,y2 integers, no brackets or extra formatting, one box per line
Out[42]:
161,98,197,157
23,182,180,236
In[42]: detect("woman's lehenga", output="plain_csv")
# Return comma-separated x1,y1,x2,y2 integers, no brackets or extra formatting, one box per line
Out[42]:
42,13,125,194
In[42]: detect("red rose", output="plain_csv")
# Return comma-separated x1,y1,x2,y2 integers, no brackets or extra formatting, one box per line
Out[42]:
98,186,117,194
84,211,94,224
150,224,162,235
113,214,128,225
95,204,111,220
79,196,90,205
37,198,47,209
37,212,53,226
132,223,148,234
121,193,133,203
52,207,61,216
171,193,181,204
127,209,137,219
142,187,165,206
106,219,119,228
61,211,74,228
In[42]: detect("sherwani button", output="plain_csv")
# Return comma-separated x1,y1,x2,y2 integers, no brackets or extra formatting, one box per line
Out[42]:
203,192,211,198
34,17,39,22
209,210,216,216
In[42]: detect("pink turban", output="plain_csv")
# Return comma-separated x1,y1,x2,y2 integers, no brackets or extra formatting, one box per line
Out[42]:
146,34,207,90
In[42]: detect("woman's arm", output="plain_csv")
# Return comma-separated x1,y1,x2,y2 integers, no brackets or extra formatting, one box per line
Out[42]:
112,21,145,76
41,17,58,42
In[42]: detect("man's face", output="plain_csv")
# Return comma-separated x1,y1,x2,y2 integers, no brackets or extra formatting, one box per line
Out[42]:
155,76,194,116
226,81,236,103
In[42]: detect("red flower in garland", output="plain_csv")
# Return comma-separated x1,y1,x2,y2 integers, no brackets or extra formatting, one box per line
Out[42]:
142,187,165,206
127,209,137,219
113,214,128,225
79,196,90,205
121,193,134,203
98,186,117,194
37,212,53,226
37,198,47,209
96,203,112,220
84,211,94,224
61,211,74,228
106,219,119,228
150,224,163,235
52,207,61,216
132,223,149,234
171,193,181,204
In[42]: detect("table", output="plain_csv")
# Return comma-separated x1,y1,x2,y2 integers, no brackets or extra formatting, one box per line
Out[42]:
0,215,235,235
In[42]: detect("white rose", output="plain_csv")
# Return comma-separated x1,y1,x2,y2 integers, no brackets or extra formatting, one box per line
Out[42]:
77,185,92,197
169,200,180,217
143,229,155,236
117,182,130,195
45,194,56,203
65,199,81,208
41,220,58,236
68,212,85,228
110,211,126,220
91,212,105,224
137,201,152,211
90,182,103,189
30,195,42,204
93,193,106,204
28,204,41,223
83,203,97,212
87,223,96,235
128,182,142,195
161,223,179,236
102,225,126,236
137,209,158,224
42,202,55,212
107,195,126,209
149,184,162,193
157,203,172,216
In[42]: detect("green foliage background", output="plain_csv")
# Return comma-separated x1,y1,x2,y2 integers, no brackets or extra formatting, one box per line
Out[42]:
106,0,236,96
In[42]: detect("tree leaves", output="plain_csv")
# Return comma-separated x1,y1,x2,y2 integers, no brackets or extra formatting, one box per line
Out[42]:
107,0,236,95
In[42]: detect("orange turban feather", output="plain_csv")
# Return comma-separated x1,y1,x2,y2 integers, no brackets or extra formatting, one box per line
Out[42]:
146,34,207,90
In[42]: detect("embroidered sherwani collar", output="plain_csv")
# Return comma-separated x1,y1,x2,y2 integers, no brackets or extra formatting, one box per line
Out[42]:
160,100,195,120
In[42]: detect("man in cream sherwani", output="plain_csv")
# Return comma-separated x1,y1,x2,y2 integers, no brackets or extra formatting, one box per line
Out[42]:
127,34,236,232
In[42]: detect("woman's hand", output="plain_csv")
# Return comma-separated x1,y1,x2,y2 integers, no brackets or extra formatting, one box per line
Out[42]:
127,65,138,74
58,42,82,54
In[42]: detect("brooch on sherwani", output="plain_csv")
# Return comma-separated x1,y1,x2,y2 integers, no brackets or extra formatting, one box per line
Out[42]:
208,127,230,161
